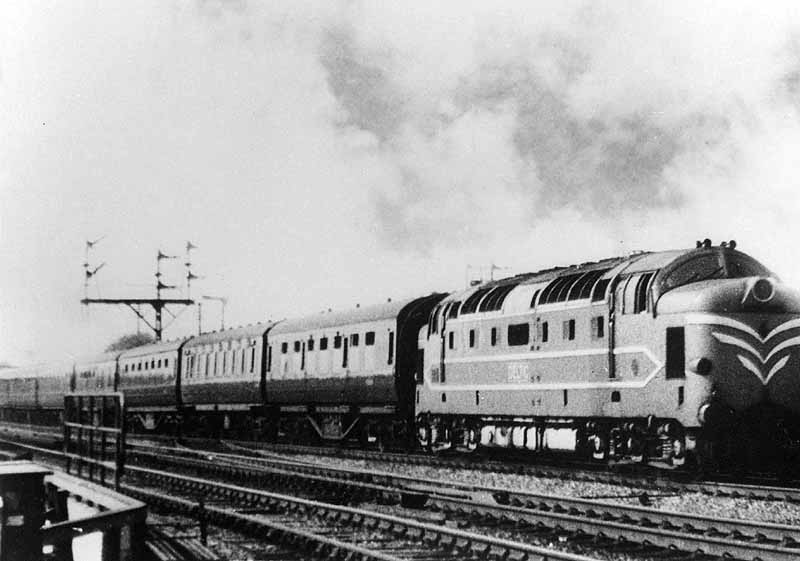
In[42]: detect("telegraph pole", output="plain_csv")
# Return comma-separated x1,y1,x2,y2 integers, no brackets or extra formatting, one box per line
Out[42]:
81,241,197,341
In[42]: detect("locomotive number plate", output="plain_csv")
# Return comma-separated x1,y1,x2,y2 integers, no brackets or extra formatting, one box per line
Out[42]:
507,362,530,383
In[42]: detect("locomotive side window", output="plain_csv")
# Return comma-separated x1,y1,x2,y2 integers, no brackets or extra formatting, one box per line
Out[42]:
308,337,314,351
267,346,272,372
250,348,256,372
508,323,529,346
294,341,300,352
320,337,328,350
365,332,375,345
666,327,685,379
634,272,654,313
334,335,342,349
351,334,359,346
388,331,395,365
591,316,605,339
469,329,476,348
562,319,575,340
491,327,498,346
281,342,288,354
448,331,455,350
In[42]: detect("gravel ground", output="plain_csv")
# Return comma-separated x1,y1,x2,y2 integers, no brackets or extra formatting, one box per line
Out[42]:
287,453,800,525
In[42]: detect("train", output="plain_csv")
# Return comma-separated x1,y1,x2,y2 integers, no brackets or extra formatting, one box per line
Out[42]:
2,240,800,471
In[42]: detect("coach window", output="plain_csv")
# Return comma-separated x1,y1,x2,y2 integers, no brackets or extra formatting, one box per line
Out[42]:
666,327,685,379
388,331,395,365
281,342,288,354
562,319,576,340
294,341,301,353
491,327,498,346
267,346,272,372
301,342,306,370
365,331,375,345
308,337,315,351
250,348,256,373
448,331,455,350
469,329,476,348
165,358,169,367
320,337,329,350
508,323,529,346
334,335,342,349
342,337,349,368
351,334,359,347
144,361,148,371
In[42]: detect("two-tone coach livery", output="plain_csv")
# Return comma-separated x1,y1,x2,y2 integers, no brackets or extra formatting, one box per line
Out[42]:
416,240,800,468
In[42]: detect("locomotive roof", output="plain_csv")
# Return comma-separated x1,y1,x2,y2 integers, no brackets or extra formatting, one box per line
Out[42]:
442,248,708,303
183,322,275,348
269,297,420,336
118,338,187,359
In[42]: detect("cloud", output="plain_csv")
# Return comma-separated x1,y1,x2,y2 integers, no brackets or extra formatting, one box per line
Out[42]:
314,2,800,255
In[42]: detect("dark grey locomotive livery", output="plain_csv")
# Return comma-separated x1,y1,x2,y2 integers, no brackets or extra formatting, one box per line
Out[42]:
416,242,800,467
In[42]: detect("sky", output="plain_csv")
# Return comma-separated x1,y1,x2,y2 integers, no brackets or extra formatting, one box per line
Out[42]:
2,1,800,365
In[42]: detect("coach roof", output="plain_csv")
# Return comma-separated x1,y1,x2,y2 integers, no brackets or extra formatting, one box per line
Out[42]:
183,322,275,349
269,297,420,336
118,338,187,359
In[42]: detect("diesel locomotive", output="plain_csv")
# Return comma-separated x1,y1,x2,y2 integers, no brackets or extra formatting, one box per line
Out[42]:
2,240,799,470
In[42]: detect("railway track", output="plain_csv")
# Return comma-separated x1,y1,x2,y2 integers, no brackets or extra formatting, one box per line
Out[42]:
0,437,603,561
125,441,800,561
5,423,800,560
